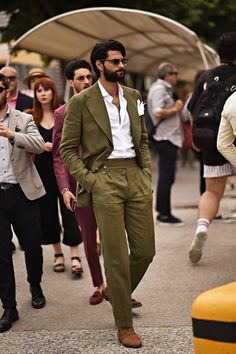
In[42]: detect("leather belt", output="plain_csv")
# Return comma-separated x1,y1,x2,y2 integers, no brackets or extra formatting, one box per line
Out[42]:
0,183,19,191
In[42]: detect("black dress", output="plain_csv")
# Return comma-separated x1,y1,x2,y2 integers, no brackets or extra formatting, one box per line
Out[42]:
35,124,82,246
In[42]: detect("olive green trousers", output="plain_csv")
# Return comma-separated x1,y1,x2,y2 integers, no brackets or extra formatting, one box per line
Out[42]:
91,158,155,328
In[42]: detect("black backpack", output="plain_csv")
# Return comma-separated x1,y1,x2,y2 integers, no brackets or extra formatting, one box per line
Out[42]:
144,102,157,141
144,101,163,142
192,70,236,150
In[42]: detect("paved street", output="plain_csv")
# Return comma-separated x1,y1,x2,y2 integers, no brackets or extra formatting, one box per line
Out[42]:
1,156,236,354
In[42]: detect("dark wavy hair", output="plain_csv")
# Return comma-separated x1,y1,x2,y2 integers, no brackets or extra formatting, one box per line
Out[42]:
32,77,60,124
217,32,236,63
65,59,91,80
90,39,126,77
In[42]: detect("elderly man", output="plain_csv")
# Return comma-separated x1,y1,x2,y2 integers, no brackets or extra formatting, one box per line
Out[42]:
0,66,33,111
147,62,184,225
0,73,46,333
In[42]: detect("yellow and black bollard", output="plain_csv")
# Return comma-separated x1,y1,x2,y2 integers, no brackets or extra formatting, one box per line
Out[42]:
192,282,236,354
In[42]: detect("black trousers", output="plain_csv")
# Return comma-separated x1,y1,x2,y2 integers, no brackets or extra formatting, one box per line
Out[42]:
153,140,178,216
0,185,43,309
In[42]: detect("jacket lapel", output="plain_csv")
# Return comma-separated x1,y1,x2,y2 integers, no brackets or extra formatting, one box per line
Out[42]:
8,108,18,153
8,108,17,132
84,83,141,147
85,83,113,145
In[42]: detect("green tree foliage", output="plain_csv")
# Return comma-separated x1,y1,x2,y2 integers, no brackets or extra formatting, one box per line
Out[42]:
1,0,236,47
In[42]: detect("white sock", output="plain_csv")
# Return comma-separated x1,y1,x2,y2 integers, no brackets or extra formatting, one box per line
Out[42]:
196,218,210,235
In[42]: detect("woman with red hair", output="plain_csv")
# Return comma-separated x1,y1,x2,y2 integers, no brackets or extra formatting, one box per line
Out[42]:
30,77,83,275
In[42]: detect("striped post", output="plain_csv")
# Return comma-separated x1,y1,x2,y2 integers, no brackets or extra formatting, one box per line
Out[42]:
192,282,236,354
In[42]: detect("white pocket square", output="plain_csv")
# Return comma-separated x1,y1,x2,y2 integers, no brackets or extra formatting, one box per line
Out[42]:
137,99,145,116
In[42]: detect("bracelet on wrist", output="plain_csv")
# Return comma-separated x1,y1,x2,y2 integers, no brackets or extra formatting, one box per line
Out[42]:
61,188,70,195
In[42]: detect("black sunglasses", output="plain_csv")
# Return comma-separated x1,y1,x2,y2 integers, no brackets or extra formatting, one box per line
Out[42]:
101,58,128,66
169,71,178,75
5,76,17,81
0,87,6,93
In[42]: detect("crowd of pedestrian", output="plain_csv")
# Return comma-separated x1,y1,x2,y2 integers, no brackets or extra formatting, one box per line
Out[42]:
0,32,236,349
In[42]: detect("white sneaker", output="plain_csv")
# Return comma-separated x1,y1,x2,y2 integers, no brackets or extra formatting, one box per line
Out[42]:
189,231,207,264
213,215,235,224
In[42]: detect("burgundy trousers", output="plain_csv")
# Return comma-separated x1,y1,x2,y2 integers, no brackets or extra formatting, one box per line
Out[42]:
75,207,103,287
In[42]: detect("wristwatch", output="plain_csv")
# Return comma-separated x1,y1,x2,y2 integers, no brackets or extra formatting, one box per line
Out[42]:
61,187,70,195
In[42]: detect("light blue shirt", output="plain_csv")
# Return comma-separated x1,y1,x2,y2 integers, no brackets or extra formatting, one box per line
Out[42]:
147,79,183,148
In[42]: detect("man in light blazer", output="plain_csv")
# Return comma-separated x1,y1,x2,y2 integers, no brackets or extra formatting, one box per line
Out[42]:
60,40,155,349
0,66,33,252
0,74,46,333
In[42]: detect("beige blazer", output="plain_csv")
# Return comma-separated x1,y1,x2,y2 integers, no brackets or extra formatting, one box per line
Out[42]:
60,82,151,207
217,91,236,166
7,107,46,200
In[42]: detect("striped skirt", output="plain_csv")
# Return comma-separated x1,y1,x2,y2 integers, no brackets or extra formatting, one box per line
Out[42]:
204,163,236,178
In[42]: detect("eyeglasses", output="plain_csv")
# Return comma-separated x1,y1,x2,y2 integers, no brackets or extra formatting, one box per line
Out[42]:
77,74,92,81
5,76,17,81
101,58,128,66
169,72,178,76
0,87,6,93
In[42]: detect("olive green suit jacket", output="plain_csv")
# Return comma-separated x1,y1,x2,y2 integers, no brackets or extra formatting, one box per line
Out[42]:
60,82,151,207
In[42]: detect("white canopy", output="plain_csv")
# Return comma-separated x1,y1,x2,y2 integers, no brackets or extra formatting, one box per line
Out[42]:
11,7,219,82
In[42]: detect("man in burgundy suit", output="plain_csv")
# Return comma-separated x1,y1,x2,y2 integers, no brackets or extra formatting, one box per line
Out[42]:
52,59,106,305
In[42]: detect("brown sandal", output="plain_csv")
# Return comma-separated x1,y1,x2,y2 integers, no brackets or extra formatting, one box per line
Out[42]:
53,253,65,273
71,256,83,276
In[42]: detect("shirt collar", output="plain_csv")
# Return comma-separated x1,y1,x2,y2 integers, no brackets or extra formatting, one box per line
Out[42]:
158,78,172,89
98,80,124,102
8,90,18,102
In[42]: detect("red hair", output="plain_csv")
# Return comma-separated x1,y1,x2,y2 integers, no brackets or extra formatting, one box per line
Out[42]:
32,77,60,124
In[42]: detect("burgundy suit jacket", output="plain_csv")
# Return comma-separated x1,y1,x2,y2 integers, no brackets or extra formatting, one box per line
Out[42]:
53,104,77,194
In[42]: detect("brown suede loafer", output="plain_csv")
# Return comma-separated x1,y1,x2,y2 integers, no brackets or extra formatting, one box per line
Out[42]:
117,326,142,348
89,291,103,305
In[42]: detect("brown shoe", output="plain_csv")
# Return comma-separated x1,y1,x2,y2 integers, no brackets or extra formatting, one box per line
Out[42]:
103,288,142,308
89,290,103,305
117,327,142,348
131,298,142,308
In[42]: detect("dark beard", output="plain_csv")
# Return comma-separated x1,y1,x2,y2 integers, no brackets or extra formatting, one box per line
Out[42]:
103,66,125,82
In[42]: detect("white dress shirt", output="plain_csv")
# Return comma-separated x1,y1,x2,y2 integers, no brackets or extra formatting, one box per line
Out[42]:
98,80,136,159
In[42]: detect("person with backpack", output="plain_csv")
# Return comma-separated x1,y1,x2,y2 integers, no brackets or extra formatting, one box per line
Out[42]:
188,32,236,264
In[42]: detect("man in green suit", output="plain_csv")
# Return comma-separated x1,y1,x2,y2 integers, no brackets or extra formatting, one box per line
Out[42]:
60,40,155,349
